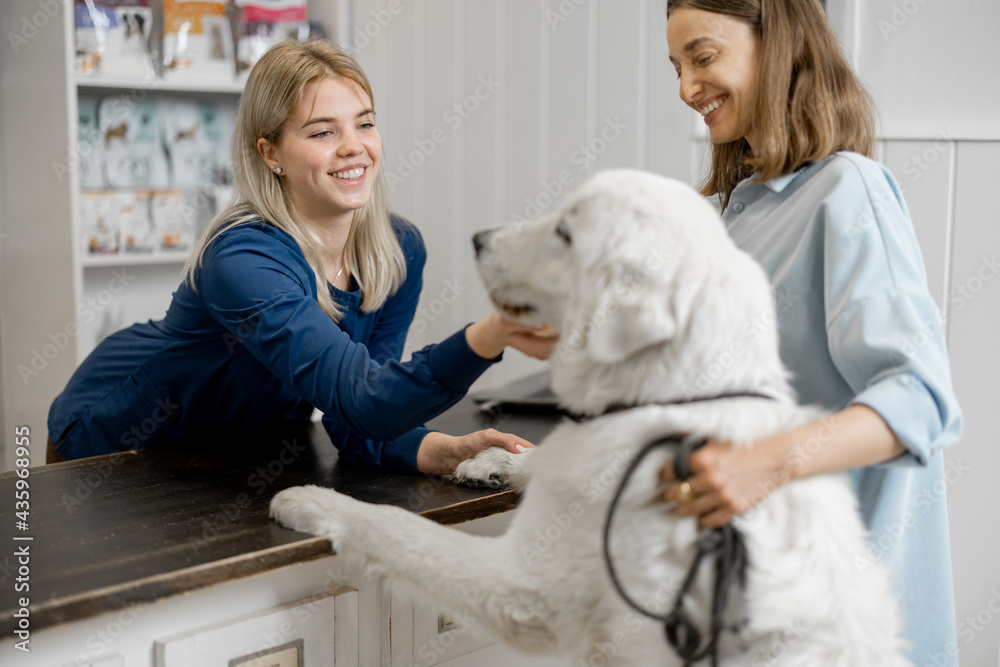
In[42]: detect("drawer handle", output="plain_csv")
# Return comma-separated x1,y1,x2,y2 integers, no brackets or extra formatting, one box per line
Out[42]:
438,613,459,634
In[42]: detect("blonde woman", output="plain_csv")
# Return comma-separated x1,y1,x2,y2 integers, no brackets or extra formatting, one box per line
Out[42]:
659,1,962,663
48,40,555,474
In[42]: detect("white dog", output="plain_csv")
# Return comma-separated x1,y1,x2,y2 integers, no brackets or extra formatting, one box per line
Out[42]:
270,170,912,666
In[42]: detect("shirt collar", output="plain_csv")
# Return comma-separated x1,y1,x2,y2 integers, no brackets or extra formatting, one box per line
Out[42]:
762,169,804,193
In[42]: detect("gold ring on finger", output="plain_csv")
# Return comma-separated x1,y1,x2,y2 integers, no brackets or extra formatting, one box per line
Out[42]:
677,481,696,505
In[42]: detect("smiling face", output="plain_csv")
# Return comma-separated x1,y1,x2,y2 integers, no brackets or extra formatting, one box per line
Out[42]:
258,76,381,226
667,7,760,150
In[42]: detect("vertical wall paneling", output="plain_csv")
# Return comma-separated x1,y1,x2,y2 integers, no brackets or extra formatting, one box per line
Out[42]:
945,141,1000,667
502,1,545,227
593,0,641,173
853,2,1000,139
459,0,499,303
880,140,955,314
646,0,698,184
352,1,697,390
636,0,649,170
546,0,591,203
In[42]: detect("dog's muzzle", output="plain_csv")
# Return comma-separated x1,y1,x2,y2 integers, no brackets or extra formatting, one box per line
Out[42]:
472,229,493,257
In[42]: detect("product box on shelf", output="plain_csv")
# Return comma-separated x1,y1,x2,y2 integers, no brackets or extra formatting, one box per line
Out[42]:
152,189,215,253
80,191,119,255
163,99,221,188
99,95,170,189
162,0,236,86
213,98,238,186
117,190,155,254
74,0,155,80
234,0,311,84
78,96,105,189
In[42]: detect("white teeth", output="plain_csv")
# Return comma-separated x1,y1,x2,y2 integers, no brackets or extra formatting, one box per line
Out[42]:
333,167,365,179
699,98,724,116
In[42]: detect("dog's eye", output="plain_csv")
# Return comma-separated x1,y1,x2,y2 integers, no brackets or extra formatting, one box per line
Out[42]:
555,220,572,245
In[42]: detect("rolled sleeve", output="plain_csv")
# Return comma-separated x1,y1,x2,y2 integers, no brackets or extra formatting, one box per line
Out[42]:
823,158,962,467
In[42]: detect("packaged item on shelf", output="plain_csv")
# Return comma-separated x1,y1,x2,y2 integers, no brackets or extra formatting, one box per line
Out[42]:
99,95,170,189
162,0,236,85
117,190,155,254
78,96,105,189
162,98,219,188
152,189,213,253
212,98,238,186
234,0,309,84
74,0,154,80
80,191,118,255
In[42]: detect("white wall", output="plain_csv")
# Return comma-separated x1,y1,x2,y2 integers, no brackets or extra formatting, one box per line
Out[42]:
838,3,1000,664
347,0,693,391
0,0,80,470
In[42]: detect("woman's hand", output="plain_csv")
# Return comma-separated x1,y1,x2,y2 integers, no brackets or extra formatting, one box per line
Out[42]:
416,428,535,476
658,405,907,528
465,311,559,360
660,437,788,529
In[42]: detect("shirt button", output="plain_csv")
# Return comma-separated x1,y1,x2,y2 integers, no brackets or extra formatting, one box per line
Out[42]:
732,202,745,213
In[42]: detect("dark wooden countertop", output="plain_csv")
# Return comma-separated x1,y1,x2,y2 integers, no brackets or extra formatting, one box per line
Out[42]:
0,396,560,633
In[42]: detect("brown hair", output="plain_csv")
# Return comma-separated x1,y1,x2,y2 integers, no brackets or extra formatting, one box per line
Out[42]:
184,40,405,320
667,0,876,209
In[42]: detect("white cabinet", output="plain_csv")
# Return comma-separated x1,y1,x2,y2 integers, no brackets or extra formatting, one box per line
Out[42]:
155,587,359,667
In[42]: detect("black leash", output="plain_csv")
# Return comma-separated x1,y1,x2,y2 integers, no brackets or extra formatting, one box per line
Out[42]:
560,391,776,423
591,392,774,666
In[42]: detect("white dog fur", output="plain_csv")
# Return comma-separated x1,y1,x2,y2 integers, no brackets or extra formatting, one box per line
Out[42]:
270,170,912,666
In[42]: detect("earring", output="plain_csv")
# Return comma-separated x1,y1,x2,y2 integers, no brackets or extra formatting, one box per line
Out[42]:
272,166,282,174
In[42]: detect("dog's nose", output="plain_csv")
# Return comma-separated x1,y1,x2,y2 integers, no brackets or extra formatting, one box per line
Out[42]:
472,230,492,256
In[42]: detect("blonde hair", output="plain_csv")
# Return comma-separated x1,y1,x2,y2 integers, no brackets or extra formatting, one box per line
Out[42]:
183,40,406,320
667,0,876,210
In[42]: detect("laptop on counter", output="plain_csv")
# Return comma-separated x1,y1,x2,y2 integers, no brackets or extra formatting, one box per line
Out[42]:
470,370,561,414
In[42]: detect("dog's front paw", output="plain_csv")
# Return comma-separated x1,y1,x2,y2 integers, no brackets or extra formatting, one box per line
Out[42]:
452,447,531,491
269,485,359,550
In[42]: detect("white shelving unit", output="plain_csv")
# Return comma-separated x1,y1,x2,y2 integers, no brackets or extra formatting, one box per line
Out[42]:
0,0,346,467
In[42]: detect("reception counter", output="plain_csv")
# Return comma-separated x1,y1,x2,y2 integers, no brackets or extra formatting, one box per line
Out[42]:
0,396,563,666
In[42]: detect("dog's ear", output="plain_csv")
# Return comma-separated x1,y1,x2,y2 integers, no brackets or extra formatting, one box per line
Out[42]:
582,278,678,364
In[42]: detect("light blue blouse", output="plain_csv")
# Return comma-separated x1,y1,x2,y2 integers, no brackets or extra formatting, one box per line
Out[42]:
722,152,963,666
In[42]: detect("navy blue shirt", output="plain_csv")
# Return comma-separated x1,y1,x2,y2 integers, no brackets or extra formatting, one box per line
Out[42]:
48,216,495,471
